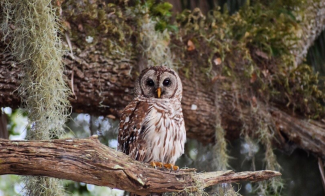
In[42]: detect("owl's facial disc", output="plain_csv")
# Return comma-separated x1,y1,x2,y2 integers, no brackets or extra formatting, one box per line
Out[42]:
140,69,178,99
140,70,158,98
157,72,177,99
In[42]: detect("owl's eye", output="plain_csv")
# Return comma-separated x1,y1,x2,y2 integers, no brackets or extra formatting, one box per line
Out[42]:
146,79,155,87
163,78,171,86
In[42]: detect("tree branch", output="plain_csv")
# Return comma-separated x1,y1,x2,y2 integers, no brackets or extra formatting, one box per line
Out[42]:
292,0,325,66
269,106,325,159
0,136,281,195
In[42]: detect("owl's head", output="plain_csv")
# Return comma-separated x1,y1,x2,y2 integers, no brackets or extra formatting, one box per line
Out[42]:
135,66,183,100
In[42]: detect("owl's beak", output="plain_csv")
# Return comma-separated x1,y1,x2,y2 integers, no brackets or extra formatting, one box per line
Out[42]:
156,87,161,98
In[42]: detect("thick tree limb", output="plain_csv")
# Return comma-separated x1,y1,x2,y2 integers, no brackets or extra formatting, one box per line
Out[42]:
269,106,325,159
1,42,325,159
1,1,325,160
0,136,281,195
292,0,325,66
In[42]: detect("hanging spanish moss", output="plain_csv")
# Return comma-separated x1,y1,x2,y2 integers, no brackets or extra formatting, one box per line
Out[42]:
255,118,283,195
1,0,70,195
139,15,173,69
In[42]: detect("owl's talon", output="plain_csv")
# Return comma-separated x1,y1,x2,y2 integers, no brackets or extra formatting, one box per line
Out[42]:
173,165,179,171
150,161,163,168
163,163,179,171
163,163,172,170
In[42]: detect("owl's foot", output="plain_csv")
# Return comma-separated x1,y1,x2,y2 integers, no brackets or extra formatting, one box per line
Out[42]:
150,161,163,168
163,163,179,171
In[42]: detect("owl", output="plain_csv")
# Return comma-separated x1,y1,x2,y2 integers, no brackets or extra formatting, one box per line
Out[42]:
118,66,186,171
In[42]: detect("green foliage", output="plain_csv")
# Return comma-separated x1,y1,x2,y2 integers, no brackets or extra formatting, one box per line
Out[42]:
175,0,325,119
6,109,28,137
275,64,325,118
142,0,177,32
0,175,21,196
61,0,176,63
62,0,134,59
236,3,298,57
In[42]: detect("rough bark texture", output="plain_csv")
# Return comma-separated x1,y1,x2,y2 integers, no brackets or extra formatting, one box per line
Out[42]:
0,48,21,108
0,111,8,139
0,136,281,195
1,31,325,160
1,1,325,159
293,0,325,66
269,106,325,159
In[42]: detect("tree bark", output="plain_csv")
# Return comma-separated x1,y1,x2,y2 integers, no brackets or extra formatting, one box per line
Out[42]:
0,110,8,139
1,31,325,160
293,0,325,66
0,136,281,195
269,106,325,159
3,47,325,162
1,2,325,158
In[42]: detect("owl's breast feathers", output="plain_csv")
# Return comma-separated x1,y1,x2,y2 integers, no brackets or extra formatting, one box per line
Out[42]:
117,97,186,164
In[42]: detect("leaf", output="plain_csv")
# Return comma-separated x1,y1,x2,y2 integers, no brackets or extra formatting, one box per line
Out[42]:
187,40,196,51
250,72,257,83
214,58,222,65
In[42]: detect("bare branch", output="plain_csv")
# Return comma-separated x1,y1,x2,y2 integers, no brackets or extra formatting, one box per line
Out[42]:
0,136,281,195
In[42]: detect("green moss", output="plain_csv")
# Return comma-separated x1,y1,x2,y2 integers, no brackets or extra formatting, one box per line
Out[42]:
58,0,324,119
60,0,176,70
175,0,324,118
143,0,176,32
62,1,135,59
173,1,323,195
274,64,325,118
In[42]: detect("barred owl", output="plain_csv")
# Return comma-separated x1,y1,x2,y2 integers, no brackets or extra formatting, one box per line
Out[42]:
118,66,186,171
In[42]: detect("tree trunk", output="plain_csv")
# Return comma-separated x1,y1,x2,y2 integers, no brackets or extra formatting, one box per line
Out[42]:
0,136,281,195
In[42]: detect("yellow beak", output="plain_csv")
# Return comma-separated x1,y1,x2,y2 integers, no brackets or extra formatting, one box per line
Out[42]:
157,87,161,98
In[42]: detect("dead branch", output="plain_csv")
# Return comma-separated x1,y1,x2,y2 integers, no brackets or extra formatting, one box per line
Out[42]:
0,136,281,195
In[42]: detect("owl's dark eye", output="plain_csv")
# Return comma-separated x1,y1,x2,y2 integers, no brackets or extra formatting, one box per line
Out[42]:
146,79,155,87
163,78,171,86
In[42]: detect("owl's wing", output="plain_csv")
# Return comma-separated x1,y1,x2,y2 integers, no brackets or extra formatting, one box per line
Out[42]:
117,100,149,162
